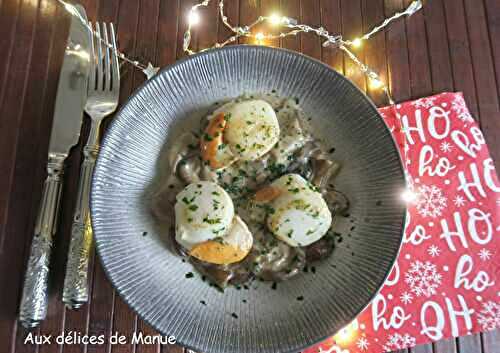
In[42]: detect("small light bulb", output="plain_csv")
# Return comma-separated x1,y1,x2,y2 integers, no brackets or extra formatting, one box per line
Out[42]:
369,77,384,89
188,10,200,26
352,38,362,47
401,189,417,203
269,14,281,25
333,324,357,344
255,32,265,41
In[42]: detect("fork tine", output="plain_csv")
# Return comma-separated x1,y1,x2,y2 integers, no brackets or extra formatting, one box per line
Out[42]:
88,22,96,91
95,22,103,91
102,22,111,91
109,23,120,92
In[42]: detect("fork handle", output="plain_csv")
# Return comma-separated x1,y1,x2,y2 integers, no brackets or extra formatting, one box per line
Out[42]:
63,121,101,309
19,154,65,328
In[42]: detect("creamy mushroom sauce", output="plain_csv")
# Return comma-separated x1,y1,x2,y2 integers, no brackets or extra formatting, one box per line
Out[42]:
151,94,349,288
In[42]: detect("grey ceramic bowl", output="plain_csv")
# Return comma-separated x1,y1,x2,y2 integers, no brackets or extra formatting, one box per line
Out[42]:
91,45,406,353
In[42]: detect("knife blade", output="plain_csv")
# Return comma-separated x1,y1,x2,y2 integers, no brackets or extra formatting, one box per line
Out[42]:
18,4,90,328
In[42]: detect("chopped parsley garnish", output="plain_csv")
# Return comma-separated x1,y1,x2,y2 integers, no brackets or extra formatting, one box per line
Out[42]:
224,113,232,121
288,187,300,194
185,272,194,279
307,182,320,192
306,229,314,235
188,205,199,211
256,203,275,215
291,199,310,210
212,227,226,235
203,216,221,224
212,191,220,196
212,237,225,244
266,162,286,177
287,230,293,238
218,143,227,150
182,196,196,205
235,144,246,153
203,133,213,141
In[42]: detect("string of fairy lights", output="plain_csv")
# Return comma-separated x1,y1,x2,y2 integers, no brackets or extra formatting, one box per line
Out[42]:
60,0,422,103
183,0,422,105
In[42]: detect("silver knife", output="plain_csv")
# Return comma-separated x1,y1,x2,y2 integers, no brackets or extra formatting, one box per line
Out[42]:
18,5,90,329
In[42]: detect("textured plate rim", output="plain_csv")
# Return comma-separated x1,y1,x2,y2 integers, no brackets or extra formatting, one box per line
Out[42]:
91,44,407,353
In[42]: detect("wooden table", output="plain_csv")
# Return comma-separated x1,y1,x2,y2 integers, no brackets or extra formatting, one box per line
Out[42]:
0,0,498,352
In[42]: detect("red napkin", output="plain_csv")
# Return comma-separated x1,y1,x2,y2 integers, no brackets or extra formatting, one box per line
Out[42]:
305,92,500,353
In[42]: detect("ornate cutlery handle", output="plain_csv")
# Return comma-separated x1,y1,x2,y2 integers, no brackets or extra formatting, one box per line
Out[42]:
63,122,100,309
19,154,65,328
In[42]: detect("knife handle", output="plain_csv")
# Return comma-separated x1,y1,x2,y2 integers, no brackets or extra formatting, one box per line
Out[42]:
63,121,100,309
19,154,65,328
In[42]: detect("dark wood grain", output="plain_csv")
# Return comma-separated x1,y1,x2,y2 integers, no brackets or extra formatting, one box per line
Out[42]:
442,0,478,117
341,0,366,91
422,0,454,93
482,330,500,353
411,344,433,353
462,0,500,167
483,0,500,93
385,0,411,102
362,0,389,106
456,334,483,353
319,0,342,73
239,0,258,45
217,0,238,44
403,0,432,98
280,0,300,51
300,0,321,61
0,1,498,353
433,338,457,353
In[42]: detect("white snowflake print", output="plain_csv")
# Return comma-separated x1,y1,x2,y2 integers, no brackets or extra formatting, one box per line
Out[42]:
356,337,369,351
440,141,453,153
411,96,437,109
382,333,416,351
400,291,414,305
451,95,474,123
405,260,443,297
427,245,441,257
453,195,466,207
477,301,500,331
416,185,447,218
478,248,492,261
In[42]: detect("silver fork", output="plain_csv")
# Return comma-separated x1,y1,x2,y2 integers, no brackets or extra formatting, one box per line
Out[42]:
63,22,120,309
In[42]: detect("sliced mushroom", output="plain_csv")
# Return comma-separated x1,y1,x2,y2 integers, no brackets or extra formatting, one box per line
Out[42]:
176,156,201,184
305,236,335,262
324,189,350,215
